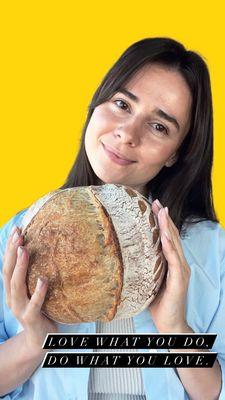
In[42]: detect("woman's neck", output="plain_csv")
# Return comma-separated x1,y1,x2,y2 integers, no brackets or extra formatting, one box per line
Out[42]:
130,184,149,198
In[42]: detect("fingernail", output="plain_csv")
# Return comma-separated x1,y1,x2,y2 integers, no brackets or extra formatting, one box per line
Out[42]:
13,230,20,244
158,208,163,220
36,277,48,291
165,207,169,216
164,230,171,241
10,225,17,237
155,199,163,209
17,246,24,258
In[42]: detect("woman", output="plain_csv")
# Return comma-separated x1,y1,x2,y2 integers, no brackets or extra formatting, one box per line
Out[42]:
0,37,224,400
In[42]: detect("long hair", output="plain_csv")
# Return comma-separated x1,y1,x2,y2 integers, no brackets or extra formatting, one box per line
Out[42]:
58,37,218,233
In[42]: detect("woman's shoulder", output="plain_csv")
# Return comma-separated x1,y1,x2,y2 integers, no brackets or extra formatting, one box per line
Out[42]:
182,219,225,246
0,208,28,233
181,219,225,278
0,208,28,261
183,218,225,237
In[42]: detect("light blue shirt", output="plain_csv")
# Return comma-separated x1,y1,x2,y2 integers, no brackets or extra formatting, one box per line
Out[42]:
0,208,225,400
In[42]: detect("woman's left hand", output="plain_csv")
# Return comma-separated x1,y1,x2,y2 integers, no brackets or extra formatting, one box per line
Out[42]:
148,200,191,333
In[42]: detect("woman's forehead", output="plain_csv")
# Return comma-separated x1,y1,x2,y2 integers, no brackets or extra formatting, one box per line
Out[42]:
125,64,191,101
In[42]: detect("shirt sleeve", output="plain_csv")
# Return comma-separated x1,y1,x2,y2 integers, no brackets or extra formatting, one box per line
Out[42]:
0,224,9,343
0,211,27,399
0,215,18,343
207,227,225,399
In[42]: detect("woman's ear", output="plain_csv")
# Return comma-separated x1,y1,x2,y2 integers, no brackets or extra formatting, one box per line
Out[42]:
165,153,178,167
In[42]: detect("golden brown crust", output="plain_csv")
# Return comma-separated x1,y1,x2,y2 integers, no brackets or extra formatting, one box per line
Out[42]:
22,185,165,324
24,188,124,324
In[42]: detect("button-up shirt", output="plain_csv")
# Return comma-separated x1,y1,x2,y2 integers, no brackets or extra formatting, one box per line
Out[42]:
0,207,225,400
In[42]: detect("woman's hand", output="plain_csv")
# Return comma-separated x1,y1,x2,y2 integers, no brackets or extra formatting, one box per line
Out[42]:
2,226,58,355
148,200,191,333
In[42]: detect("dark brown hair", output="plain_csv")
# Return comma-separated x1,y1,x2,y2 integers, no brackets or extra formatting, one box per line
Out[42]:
58,37,218,233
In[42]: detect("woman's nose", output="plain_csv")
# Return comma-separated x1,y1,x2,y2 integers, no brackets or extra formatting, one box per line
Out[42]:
114,122,139,146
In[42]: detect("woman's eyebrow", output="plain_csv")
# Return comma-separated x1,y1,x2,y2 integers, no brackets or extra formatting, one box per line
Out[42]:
118,88,180,132
119,88,139,102
153,108,180,132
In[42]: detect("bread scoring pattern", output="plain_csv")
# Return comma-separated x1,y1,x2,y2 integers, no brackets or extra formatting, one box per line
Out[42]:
21,185,166,324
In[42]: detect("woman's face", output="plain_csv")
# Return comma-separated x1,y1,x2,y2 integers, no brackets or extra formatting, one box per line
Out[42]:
85,64,192,196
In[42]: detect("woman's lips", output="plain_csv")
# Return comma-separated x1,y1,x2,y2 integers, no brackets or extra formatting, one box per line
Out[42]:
102,143,136,166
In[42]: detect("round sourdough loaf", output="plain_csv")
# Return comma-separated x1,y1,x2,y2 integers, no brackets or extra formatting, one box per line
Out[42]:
20,184,166,324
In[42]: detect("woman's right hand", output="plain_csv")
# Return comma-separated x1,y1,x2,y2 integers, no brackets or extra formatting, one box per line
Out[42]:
2,226,58,355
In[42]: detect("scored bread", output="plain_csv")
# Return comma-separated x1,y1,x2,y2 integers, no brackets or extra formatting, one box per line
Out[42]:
20,184,166,324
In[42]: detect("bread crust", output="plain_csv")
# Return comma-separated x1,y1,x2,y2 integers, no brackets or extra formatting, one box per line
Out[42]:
90,185,166,319
21,185,166,324
23,188,124,324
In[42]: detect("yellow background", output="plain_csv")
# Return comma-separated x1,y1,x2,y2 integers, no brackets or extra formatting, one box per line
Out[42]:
0,1,224,228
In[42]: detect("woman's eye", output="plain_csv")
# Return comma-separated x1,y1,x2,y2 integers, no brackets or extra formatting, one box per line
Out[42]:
114,99,129,111
151,123,168,135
